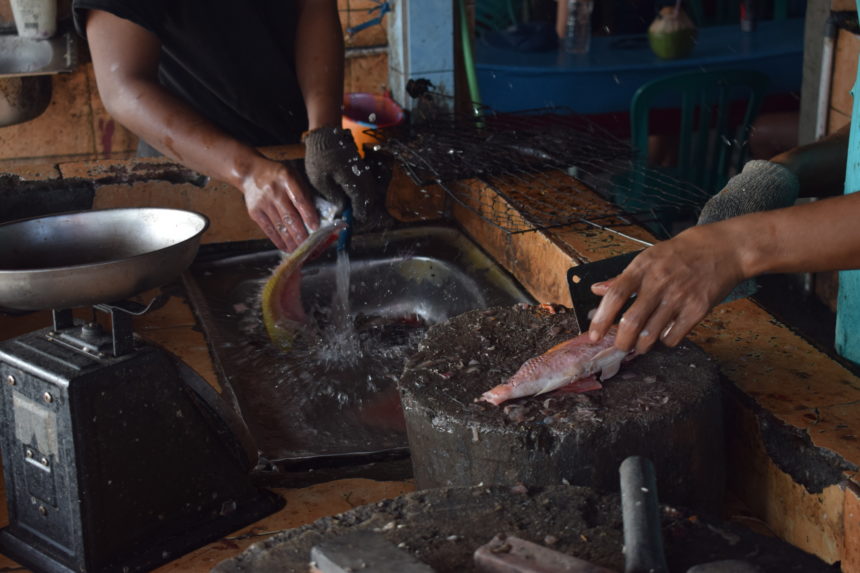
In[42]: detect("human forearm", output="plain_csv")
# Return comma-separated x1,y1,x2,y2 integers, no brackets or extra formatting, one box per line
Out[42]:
103,78,318,250
295,0,344,130
730,191,860,277
589,192,860,353
101,77,265,188
771,124,849,198
697,126,850,225
85,8,319,252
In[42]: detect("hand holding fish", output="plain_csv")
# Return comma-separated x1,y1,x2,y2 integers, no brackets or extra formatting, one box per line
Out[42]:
239,156,321,252
587,222,748,355
304,127,388,227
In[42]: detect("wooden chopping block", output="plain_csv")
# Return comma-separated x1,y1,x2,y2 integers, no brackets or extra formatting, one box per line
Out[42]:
398,304,725,513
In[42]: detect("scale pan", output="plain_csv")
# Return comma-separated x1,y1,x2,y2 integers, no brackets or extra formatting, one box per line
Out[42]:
0,208,209,311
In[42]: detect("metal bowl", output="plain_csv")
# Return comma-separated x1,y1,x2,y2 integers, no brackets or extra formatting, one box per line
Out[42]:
0,208,209,310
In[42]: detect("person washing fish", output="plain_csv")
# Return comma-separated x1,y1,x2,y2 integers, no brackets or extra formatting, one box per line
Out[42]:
73,0,387,254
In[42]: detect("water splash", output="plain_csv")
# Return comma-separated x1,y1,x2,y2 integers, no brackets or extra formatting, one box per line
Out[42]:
315,249,362,368
222,249,428,409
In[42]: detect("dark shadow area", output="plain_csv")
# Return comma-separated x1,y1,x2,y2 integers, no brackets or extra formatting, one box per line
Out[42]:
752,273,860,376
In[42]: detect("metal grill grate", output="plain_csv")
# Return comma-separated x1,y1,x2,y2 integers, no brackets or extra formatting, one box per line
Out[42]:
371,107,716,239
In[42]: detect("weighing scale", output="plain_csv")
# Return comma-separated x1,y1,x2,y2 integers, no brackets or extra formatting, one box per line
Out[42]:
0,208,283,572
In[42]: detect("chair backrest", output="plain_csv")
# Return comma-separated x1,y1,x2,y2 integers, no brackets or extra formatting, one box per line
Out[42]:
630,68,770,195
475,0,525,35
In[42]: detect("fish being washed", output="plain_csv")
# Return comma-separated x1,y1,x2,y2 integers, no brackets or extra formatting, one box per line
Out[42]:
479,327,631,406
261,219,348,348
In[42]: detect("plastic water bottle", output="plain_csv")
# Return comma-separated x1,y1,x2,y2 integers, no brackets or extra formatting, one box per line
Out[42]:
739,0,755,32
10,0,57,39
564,0,593,54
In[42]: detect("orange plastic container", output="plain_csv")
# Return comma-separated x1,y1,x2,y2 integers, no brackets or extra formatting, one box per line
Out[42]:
342,93,405,156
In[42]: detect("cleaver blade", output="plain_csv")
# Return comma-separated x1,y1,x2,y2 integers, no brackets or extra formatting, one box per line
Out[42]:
567,250,642,331
567,249,757,332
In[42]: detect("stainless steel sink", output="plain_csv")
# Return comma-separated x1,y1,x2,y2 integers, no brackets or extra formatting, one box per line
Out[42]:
183,225,533,467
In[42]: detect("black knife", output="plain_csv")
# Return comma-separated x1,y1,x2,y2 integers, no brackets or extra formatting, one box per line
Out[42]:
567,250,756,331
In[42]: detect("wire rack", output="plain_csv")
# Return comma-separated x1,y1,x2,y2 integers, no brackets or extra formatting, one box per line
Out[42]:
371,106,716,239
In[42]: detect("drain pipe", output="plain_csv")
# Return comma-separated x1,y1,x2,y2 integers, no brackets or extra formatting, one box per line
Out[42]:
457,0,482,116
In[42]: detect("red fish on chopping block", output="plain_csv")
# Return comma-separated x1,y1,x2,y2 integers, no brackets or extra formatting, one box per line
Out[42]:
478,326,632,406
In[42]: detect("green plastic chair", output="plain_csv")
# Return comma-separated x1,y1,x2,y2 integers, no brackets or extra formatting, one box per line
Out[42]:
617,69,769,237
474,0,525,35
630,68,770,195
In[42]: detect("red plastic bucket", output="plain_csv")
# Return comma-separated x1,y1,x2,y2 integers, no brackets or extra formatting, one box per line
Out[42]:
342,93,405,156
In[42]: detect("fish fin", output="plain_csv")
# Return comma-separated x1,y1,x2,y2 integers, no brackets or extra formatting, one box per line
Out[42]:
593,347,628,381
600,360,621,381
553,375,603,394
543,336,580,355
534,378,567,396
479,387,508,406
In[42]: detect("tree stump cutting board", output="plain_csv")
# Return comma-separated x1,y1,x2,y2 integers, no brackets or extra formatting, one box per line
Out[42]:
398,304,725,512
212,484,834,573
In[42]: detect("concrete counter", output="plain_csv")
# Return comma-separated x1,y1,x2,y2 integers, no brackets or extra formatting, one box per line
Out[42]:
0,149,858,570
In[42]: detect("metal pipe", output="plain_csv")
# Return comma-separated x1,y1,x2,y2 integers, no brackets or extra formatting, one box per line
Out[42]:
814,14,837,140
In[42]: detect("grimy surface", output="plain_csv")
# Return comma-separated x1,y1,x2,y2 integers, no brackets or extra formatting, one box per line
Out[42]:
398,304,726,512
213,484,834,573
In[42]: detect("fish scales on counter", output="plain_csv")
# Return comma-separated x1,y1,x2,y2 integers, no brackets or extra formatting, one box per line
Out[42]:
479,326,633,406
261,219,347,348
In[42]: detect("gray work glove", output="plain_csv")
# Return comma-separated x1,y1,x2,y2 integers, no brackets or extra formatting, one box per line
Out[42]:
697,160,800,225
696,160,801,301
303,127,391,229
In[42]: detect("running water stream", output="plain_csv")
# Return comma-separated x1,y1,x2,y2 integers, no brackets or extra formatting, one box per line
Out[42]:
315,249,362,367
185,225,531,460
253,245,429,411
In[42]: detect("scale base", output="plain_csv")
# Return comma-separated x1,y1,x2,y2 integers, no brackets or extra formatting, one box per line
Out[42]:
0,489,282,573
0,325,284,573
0,530,77,573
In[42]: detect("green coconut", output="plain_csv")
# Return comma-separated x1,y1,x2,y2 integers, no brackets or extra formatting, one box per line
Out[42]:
648,6,697,60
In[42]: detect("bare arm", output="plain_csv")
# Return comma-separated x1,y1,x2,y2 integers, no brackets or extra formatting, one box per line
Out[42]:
772,124,850,199
85,9,319,251
587,123,855,353
294,0,344,131
588,191,860,354
292,0,389,226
